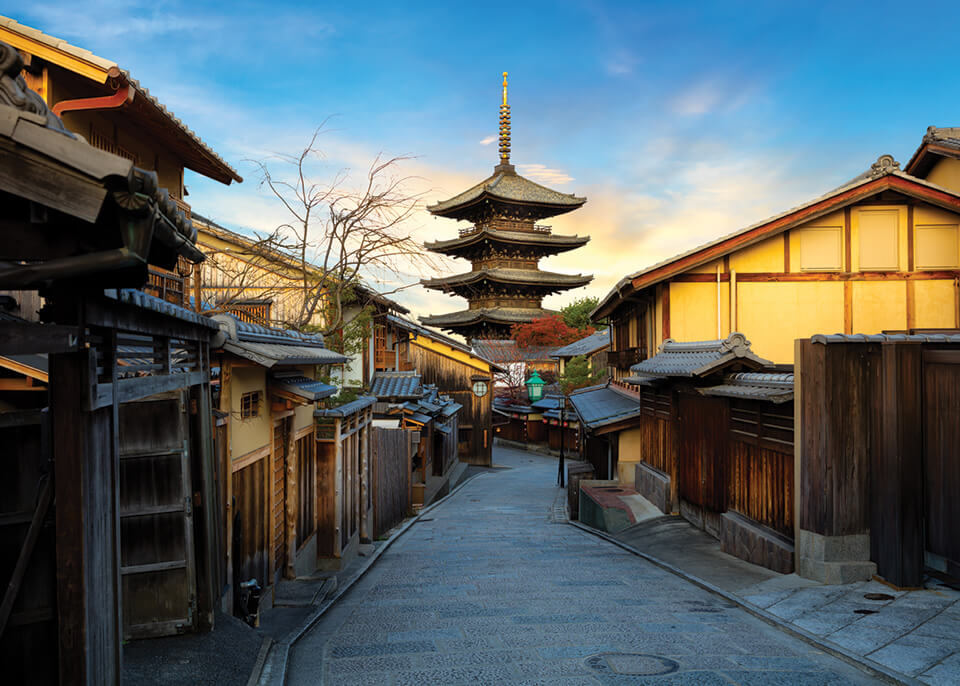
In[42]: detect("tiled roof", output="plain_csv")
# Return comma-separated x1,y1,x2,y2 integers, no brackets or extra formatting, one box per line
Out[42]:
699,372,794,404
210,313,326,346
428,166,585,217
568,383,643,431
552,330,610,359
810,332,960,345
627,333,771,382
494,396,535,415
593,155,960,319
110,290,218,328
370,371,423,400
270,373,337,401
531,393,565,411
0,16,241,184
314,395,378,418
422,268,591,291
210,313,348,367
424,228,589,256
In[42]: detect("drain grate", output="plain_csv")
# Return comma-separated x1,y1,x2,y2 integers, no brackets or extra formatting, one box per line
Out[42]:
864,592,895,601
585,653,679,676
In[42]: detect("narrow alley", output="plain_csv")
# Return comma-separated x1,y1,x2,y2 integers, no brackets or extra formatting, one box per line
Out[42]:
286,446,879,685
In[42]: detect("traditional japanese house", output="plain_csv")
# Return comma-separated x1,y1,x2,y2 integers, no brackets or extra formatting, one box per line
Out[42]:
551,330,610,376
594,152,960,374
0,16,242,319
0,47,221,684
369,371,463,507
314,395,377,569
209,314,346,610
421,73,592,339
568,383,644,481
534,393,580,454
385,315,503,466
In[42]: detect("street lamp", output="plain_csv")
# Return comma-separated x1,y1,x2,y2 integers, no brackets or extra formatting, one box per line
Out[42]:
525,370,545,403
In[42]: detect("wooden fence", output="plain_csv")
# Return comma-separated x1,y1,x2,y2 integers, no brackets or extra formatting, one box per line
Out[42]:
372,427,412,539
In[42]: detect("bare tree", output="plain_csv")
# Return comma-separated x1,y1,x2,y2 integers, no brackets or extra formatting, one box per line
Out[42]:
248,127,446,334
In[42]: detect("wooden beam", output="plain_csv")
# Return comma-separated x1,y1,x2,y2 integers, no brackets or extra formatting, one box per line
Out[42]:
907,205,915,272
783,233,791,273
671,270,960,282
661,284,670,340
0,322,79,355
0,378,46,390
0,475,53,637
844,207,852,273
88,370,206,410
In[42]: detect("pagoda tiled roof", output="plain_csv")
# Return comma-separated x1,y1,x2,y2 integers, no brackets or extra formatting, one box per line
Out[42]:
427,165,585,218
420,307,557,328
422,268,592,291
424,228,589,255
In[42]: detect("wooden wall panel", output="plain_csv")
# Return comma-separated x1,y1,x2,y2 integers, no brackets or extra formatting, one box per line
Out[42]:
372,428,412,538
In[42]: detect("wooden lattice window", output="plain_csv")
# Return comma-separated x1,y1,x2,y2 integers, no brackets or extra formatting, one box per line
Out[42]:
241,391,261,418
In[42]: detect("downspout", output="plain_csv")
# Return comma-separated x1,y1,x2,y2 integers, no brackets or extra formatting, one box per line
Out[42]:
51,67,134,117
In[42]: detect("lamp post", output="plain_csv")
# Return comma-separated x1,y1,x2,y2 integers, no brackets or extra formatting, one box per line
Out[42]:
558,398,566,488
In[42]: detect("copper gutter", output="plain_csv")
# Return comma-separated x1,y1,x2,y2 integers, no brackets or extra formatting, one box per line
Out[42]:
51,66,134,117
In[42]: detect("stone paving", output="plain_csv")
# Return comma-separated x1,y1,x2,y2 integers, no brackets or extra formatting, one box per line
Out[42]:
287,446,882,685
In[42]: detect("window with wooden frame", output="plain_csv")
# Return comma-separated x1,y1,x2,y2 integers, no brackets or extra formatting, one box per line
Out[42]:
240,391,261,418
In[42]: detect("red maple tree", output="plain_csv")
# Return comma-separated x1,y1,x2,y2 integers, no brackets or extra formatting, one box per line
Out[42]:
510,315,594,348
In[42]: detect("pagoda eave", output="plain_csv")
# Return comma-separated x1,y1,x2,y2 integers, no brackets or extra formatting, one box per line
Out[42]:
421,269,593,293
423,228,590,257
427,193,585,222
420,307,557,329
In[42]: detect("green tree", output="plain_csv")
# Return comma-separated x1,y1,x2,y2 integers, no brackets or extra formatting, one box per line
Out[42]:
561,296,604,331
559,354,606,395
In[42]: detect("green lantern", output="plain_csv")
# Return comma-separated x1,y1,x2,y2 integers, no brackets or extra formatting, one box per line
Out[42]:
525,370,546,402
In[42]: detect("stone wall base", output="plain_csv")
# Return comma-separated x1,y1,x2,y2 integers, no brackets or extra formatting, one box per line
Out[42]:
796,529,877,584
720,511,794,574
634,462,672,515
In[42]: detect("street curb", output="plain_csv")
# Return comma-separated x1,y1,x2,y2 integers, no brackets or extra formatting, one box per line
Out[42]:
244,637,273,686
254,469,492,686
567,519,922,686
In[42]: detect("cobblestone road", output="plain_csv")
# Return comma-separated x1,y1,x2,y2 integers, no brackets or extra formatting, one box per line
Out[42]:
288,447,880,685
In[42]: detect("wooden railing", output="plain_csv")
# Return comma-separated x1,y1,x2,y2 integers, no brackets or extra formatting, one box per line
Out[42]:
145,265,186,307
608,347,644,368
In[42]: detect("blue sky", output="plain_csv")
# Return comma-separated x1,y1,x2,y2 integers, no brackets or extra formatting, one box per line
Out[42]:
9,0,960,317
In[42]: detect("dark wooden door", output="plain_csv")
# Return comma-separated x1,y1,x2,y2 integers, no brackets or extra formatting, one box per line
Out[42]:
679,394,729,537
923,350,960,577
118,393,196,639
231,456,268,603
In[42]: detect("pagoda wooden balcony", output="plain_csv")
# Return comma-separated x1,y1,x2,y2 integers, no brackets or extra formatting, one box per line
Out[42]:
459,222,552,238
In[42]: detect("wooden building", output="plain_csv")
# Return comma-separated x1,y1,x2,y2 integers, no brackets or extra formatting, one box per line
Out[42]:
314,396,376,569
595,153,960,372
0,46,220,684
0,16,242,320
421,74,591,339
551,330,610,377
209,314,346,610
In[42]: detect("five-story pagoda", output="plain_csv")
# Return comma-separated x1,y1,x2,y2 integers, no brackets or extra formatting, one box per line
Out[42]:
421,73,592,340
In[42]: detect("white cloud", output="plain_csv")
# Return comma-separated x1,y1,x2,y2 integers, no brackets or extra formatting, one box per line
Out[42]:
517,164,574,185
479,135,497,146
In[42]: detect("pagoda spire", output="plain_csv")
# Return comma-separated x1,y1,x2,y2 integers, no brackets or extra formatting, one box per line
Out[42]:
498,71,511,166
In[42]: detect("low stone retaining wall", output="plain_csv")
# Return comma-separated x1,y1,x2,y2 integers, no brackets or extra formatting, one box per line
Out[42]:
720,510,795,574
634,462,672,515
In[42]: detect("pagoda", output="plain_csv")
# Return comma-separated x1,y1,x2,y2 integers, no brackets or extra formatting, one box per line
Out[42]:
421,73,592,340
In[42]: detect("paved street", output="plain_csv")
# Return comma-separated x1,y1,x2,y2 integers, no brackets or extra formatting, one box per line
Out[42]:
288,446,881,685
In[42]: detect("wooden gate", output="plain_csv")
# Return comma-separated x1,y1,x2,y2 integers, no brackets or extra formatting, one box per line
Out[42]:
679,394,729,538
923,350,960,578
118,394,196,639
372,427,412,539
231,456,268,607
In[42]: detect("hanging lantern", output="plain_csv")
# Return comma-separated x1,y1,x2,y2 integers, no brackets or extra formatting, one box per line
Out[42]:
525,370,545,402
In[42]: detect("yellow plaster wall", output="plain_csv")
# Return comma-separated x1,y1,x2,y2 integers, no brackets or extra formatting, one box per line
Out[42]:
914,280,957,329
851,206,908,272
851,281,906,334
293,365,317,432
926,158,960,194
230,366,270,457
689,258,725,274
729,235,784,273
737,282,844,363
668,281,728,343
914,204,960,270
788,210,845,272
616,427,644,487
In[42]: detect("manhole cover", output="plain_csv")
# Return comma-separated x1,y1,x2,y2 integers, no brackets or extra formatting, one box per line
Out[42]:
585,653,679,676
854,609,877,615
864,593,895,601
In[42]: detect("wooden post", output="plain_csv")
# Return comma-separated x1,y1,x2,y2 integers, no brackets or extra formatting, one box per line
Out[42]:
872,342,924,587
51,349,121,686
192,342,219,629
285,417,297,579
334,418,343,558
220,359,234,614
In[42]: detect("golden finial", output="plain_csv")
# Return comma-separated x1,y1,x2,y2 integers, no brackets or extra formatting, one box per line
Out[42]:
499,71,511,164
